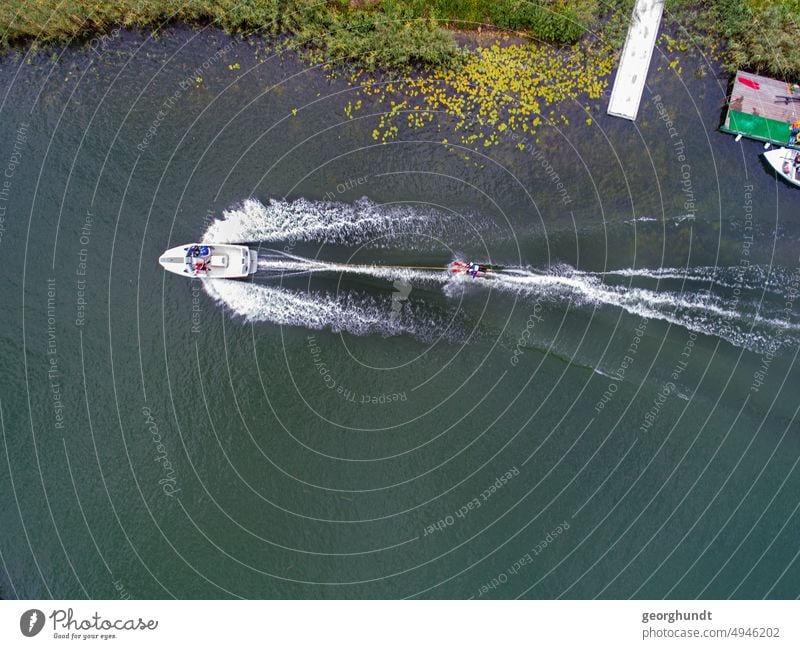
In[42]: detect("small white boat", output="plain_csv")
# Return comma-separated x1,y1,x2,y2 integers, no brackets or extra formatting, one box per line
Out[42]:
159,243,257,279
764,147,800,187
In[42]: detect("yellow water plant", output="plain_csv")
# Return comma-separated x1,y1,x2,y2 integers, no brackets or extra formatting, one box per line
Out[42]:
345,40,615,149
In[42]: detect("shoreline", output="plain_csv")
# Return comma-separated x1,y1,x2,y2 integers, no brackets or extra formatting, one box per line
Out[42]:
1,1,797,78
0,16,729,166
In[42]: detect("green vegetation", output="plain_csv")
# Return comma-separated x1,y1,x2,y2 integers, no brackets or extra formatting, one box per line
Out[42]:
593,0,800,78
348,40,614,147
385,0,597,43
0,0,594,70
713,0,800,77
633,0,800,78
0,0,798,77
291,4,458,71
484,0,595,43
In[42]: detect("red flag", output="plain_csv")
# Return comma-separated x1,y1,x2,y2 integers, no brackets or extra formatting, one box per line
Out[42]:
738,77,760,90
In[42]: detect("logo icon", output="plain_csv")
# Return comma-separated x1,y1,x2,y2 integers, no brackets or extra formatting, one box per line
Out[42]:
20,609,45,637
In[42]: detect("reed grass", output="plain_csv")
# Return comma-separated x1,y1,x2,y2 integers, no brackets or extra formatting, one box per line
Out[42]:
1,0,797,77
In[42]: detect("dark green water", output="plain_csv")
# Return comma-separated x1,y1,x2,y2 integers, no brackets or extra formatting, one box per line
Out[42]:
1,26,799,599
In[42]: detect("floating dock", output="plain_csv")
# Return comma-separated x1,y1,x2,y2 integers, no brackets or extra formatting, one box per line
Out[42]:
607,0,665,121
721,71,800,148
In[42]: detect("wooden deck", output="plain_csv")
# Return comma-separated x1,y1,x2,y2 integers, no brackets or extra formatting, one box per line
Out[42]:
722,71,800,147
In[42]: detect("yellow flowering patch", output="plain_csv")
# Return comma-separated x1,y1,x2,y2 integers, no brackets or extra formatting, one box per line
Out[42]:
345,41,615,149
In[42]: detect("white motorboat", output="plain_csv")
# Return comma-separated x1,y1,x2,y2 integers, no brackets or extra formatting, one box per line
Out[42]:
764,147,800,187
159,243,257,279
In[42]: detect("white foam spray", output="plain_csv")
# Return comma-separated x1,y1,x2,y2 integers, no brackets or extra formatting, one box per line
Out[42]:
201,203,798,352
472,266,799,353
203,279,449,341
596,265,791,294
203,197,467,247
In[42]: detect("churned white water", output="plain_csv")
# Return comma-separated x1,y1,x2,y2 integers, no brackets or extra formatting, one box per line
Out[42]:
203,197,465,248
202,203,799,353
204,280,410,336
478,266,799,353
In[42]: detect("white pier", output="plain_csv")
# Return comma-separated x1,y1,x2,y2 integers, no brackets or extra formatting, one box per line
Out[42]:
607,0,665,121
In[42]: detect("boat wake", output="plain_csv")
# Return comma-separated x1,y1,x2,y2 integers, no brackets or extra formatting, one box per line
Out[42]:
200,201,798,353
203,277,453,341
476,266,800,353
205,251,799,353
255,251,444,284
202,197,492,248
595,265,793,295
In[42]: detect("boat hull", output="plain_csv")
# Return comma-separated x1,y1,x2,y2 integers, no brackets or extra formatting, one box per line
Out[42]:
159,243,257,279
764,147,800,187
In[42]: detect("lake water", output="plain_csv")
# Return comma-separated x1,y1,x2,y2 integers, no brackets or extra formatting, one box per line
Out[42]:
1,25,799,599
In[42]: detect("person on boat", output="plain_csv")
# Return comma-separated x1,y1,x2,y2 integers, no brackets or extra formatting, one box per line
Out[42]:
188,244,211,258
193,259,208,275
791,120,800,144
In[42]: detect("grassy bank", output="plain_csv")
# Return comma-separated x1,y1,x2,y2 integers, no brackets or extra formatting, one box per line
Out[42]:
1,0,799,77
604,0,800,78
712,0,800,77
0,0,592,70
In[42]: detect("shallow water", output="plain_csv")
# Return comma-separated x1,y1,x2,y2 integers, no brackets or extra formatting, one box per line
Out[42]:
1,25,799,599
